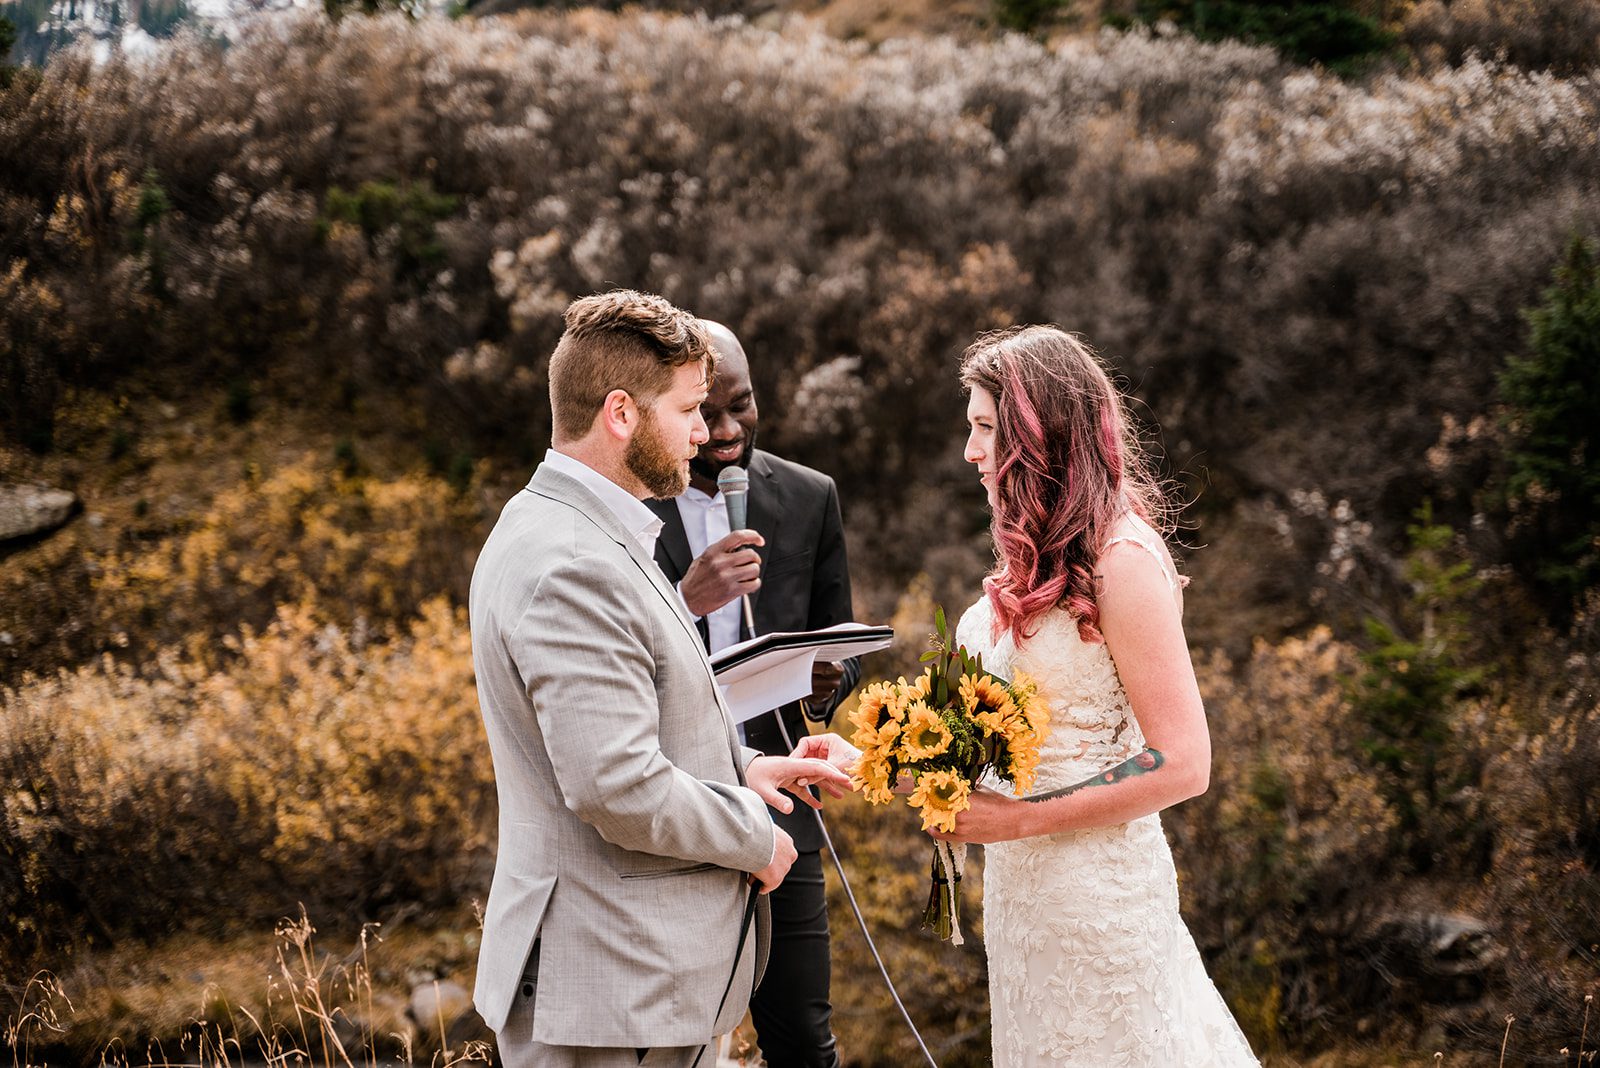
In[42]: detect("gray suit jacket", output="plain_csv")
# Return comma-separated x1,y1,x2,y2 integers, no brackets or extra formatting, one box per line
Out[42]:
469,462,776,1046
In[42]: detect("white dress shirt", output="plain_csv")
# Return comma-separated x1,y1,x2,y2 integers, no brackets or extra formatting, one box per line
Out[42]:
675,486,745,653
542,449,664,559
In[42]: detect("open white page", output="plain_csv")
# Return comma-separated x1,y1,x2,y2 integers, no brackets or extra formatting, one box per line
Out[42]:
710,622,895,724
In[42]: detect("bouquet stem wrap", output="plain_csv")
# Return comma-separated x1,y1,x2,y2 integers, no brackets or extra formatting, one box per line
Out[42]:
923,840,968,945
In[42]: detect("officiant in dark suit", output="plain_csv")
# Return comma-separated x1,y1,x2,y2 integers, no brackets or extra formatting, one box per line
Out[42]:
646,320,858,1068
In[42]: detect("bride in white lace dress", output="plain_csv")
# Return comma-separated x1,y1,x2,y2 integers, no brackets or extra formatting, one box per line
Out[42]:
934,326,1258,1067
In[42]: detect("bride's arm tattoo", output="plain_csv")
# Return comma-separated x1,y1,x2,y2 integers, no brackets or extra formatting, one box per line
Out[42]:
1022,749,1164,802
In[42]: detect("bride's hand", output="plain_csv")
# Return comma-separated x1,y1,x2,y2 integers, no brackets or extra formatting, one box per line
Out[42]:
787,732,862,775
927,786,1023,845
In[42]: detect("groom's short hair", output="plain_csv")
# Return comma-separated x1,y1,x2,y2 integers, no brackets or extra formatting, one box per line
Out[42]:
549,289,716,440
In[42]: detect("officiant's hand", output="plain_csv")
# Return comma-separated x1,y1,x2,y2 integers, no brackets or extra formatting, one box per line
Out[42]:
681,530,765,617
750,825,797,895
746,755,852,812
807,660,845,705
788,732,861,775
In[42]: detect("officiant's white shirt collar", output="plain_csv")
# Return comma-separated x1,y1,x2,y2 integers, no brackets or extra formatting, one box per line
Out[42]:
543,448,665,557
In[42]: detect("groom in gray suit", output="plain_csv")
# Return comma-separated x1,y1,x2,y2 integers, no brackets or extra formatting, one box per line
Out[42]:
469,289,849,1068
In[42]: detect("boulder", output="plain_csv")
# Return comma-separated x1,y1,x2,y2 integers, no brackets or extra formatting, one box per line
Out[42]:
0,484,79,543
1368,910,1504,1002
409,978,473,1035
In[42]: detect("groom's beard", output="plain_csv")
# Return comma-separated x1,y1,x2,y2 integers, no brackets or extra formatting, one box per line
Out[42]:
627,409,691,499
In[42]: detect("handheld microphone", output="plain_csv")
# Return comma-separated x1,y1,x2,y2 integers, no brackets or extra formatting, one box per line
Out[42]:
716,465,758,636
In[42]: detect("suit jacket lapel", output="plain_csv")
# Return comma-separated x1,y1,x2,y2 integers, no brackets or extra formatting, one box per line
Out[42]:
647,498,695,584
527,466,706,668
746,451,784,619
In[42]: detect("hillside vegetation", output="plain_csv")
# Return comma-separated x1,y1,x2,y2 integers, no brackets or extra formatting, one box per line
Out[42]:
2,9,1598,1063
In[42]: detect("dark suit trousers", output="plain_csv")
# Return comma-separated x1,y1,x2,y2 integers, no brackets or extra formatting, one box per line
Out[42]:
749,847,840,1068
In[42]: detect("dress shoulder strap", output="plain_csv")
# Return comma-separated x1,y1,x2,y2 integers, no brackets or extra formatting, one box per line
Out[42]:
1101,527,1181,595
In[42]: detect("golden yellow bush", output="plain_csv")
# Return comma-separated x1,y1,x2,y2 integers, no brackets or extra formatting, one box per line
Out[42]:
0,595,491,971
90,456,480,661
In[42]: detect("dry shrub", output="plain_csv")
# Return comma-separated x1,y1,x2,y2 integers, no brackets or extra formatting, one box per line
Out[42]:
1171,629,1396,1049
2,10,1599,1056
1463,591,1600,1052
4,13,1597,618
1402,0,1600,74
1170,600,1600,1056
4,912,493,1066
822,787,992,1067
88,455,479,664
0,596,492,973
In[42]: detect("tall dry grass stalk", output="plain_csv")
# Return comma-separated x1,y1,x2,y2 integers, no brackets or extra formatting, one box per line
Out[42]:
63,908,491,1068
4,973,71,1068
1582,992,1593,1064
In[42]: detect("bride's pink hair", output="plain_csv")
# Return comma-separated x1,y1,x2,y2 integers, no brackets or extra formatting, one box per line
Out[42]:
959,326,1166,645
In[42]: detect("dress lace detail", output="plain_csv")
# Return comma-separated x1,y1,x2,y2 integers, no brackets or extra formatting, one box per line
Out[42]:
958,594,1259,1067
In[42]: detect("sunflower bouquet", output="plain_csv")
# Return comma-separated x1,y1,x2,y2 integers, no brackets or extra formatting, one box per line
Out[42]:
848,606,1050,944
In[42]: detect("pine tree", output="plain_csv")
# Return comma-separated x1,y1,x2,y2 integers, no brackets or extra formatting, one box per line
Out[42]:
1119,0,1394,72
0,16,17,88
1500,235,1600,611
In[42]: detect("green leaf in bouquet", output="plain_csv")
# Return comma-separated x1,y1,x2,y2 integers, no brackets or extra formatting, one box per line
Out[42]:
934,603,947,639
919,649,941,662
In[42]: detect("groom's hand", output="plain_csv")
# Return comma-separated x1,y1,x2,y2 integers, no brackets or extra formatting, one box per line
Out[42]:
746,755,851,812
788,732,861,775
751,824,797,894
680,530,765,617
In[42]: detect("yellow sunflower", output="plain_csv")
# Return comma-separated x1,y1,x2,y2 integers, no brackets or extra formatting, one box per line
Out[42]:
998,708,1035,744
899,700,954,761
847,681,893,732
1000,713,1045,795
960,673,1016,736
851,750,896,805
1010,670,1051,733
1009,744,1042,796
847,681,900,750
909,769,972,834
882,678,921,724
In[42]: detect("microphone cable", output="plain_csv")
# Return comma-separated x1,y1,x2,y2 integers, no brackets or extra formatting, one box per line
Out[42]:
715,462,938,1066
773,710,941,1068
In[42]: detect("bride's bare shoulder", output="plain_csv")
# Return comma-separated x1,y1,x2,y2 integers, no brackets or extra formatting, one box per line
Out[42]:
1097,514,1185,604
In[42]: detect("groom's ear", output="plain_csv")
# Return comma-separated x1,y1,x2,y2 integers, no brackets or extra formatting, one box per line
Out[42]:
597,388,639,442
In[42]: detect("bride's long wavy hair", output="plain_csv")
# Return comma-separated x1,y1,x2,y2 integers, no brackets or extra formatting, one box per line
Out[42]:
959,326,1167,645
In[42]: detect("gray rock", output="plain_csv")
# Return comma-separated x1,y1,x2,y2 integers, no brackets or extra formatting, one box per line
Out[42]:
1368,909,1504,1002
0,484,79,543
409,979,472,1032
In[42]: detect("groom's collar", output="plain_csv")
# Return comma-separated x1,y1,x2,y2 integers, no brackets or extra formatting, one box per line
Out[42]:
531,449,664,558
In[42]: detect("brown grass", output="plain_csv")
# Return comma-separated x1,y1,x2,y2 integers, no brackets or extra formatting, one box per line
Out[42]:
4,908,491,1068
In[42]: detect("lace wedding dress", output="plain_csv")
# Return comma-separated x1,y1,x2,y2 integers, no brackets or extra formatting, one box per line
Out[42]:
956,530,1259,1067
